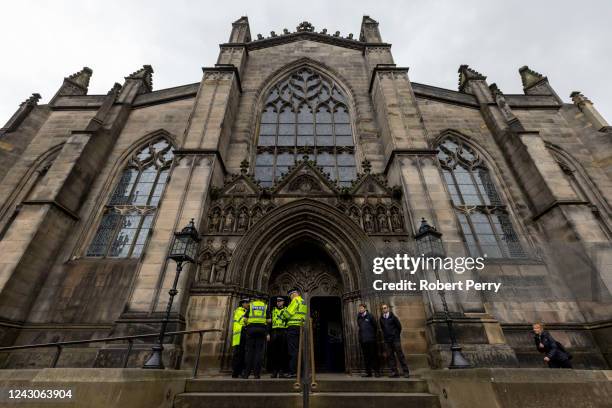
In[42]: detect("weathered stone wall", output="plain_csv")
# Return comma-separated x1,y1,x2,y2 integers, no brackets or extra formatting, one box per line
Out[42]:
424,368,612,408
0,17,609,373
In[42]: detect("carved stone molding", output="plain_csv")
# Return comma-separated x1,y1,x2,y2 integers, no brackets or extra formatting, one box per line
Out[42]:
204,157,406,236
195,239,233,285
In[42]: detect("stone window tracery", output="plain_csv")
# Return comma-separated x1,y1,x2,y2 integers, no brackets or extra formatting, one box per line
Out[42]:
255,67,356,187
86,138,173,258
437,137,526,258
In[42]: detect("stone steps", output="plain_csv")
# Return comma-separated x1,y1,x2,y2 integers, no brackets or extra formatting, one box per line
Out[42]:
174,375,441,408
309,392,441,408
173,392,301,408
185,378,297,393
312,377,429,393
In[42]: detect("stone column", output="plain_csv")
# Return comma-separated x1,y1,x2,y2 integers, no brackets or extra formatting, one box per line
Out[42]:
571,91,609,131
115,52,243,369
519,65,563,104
461,65,611,321
0,93,42,135
370,64,512,367
0,66,148,345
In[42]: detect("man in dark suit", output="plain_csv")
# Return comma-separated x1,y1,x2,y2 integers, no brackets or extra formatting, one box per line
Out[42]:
379,303,409,378
533,322,572,369
357,304,380,377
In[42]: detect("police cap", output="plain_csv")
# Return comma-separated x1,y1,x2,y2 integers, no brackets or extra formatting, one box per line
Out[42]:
276,297,285,302
239,298,250,305
287,288,299,296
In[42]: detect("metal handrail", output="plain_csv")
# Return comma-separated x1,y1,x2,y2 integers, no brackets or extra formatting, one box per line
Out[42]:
0,329,220,377
294,316,318,405
294,325,304,390
308,318,317,390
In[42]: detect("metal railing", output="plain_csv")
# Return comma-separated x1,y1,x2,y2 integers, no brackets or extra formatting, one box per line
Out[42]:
0,329,220,378
294,317,317,404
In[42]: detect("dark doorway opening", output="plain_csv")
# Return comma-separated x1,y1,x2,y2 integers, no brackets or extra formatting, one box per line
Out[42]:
310,296,345,373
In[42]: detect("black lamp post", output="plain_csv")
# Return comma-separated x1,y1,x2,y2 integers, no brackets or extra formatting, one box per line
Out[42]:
415,218,471,369
143,219,200,369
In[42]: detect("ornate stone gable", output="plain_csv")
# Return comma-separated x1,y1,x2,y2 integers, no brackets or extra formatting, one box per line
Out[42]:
203,157,407,238
273,157,338,195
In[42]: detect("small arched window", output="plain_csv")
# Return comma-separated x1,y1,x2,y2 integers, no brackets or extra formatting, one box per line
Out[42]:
255,68,356,187
86,138,174,258
437,137,526,258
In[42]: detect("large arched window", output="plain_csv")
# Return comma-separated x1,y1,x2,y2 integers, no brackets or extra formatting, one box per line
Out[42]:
86,138,174,258
255,67,356,187
437,137,526,258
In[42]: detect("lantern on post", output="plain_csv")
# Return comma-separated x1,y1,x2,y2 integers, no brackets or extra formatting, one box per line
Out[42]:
143,219,200,369
415,218,471,369
168,218,200,264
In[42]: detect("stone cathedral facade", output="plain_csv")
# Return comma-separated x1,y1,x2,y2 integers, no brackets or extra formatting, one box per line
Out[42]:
0,17,610,372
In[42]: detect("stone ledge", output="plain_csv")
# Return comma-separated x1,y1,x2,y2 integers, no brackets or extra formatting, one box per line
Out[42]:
423,368,612,408
0,368,190,407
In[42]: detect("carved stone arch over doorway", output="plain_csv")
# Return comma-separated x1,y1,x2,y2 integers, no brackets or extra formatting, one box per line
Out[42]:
267,240,343,297
225,198,378,372
227,198,376,293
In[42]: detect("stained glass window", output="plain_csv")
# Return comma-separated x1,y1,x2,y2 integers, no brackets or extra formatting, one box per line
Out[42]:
87,138,173,258
437,137,526,259
255,68,356,187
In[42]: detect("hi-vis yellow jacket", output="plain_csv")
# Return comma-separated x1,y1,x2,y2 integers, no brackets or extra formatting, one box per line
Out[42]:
272,307,288,329
246,299,267,325
232,306,247,347
281,296,307,327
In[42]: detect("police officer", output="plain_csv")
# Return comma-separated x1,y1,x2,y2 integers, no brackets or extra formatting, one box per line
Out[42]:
268,297,288,378
231,298,249,378
242,296,268,379
280,288,307,378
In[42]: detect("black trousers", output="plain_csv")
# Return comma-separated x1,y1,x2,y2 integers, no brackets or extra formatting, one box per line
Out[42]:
385,341,409,374
360,341,380,375
549,359,573,369
286,326,301,375
244,324,267,377
269,328,287,374
231,344,245,377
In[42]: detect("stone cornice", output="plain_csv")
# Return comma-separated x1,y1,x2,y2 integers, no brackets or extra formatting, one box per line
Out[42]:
201,64,242,93
221,34,391,52
172,148,227,174
46,80,564,111
501,320,612,331
20,199,80,221
531,199,592,222
383,148,439,175
368,64,410,93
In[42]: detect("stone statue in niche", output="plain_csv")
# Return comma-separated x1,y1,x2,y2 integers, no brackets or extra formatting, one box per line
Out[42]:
210,208,221,232
237,208,248,231
198,252,213,282
391,208,403,232
215,253,228,283
377,209,389,232
223,208,234,232
349,207,361,226
251,207,263,225
363,208,374,233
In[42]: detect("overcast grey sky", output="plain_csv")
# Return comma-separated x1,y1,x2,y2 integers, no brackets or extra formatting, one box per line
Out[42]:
1,0,610,124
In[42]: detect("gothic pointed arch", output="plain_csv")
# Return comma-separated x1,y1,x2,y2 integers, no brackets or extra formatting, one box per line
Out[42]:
435,130,527,259
253,62,358,188
226,199,377,294
545,142,612,238
0,143,63,239
84,131,176,258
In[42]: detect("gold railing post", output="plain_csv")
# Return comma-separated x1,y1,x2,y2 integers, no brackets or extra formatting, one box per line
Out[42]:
294,324,303,390
309,317,317,390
